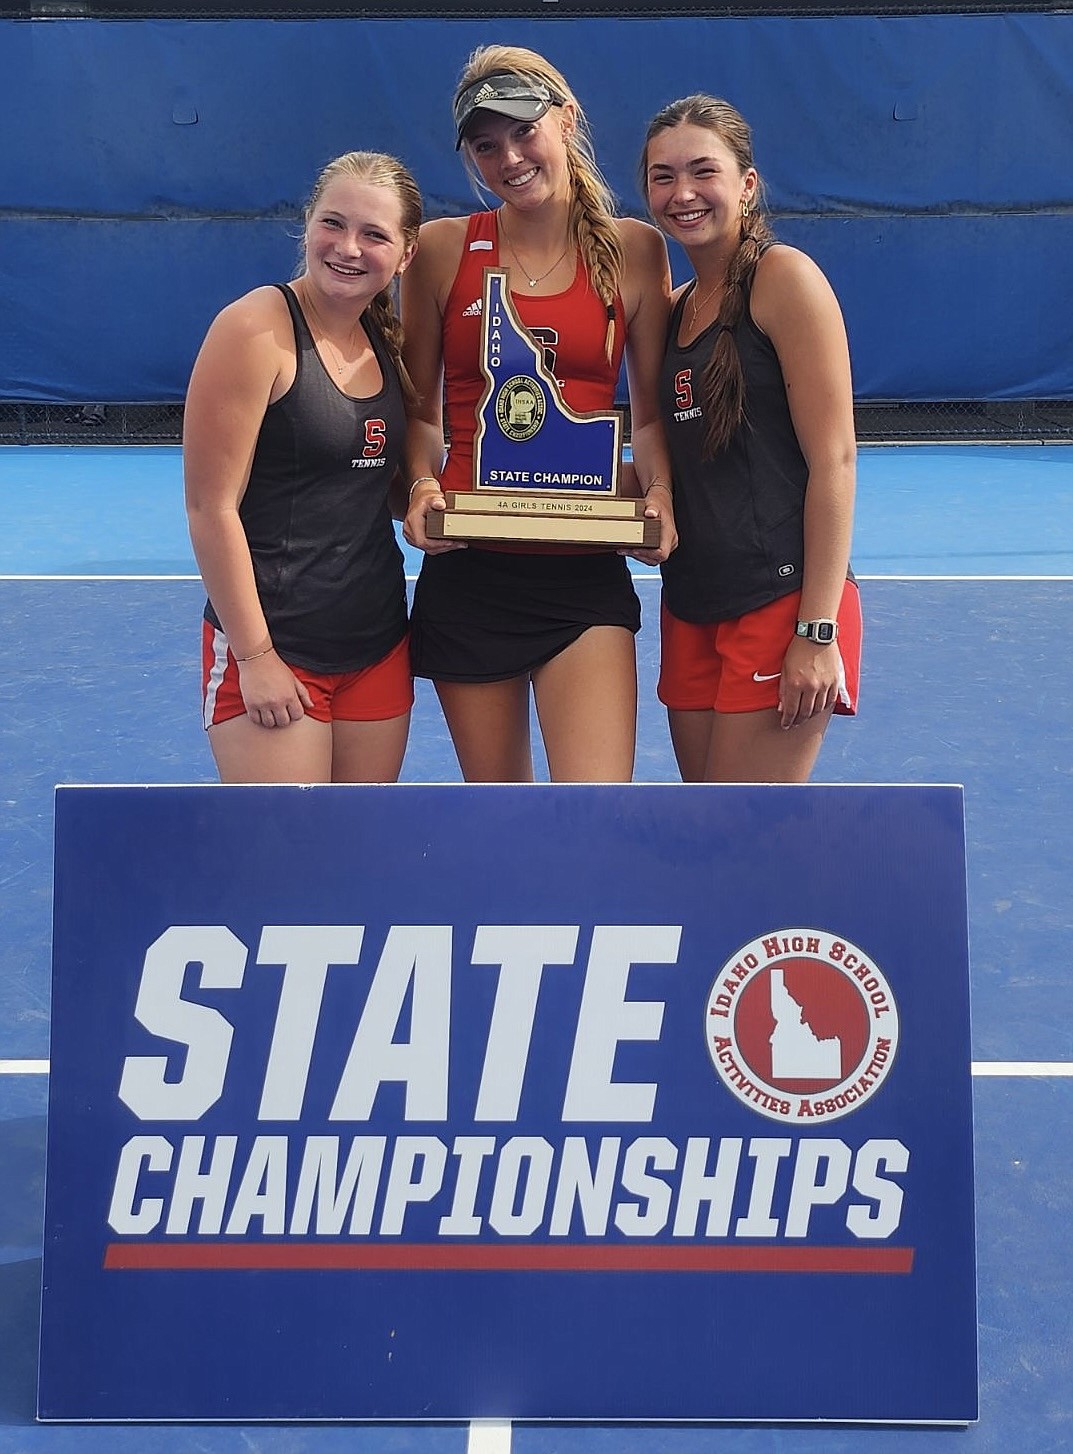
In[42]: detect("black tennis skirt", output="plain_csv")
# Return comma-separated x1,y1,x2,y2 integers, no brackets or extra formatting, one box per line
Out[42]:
410,548,641,683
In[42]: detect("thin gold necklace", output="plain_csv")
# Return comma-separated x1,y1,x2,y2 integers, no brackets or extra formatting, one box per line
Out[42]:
318,333,350,377
499,213,571,289
689,277,724,330
297,284,358,376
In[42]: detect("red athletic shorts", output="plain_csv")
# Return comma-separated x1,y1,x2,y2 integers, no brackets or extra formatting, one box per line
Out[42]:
202,624,414,729
657,582,862,714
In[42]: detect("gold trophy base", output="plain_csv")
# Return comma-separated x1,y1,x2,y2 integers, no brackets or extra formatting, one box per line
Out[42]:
426,491,661,549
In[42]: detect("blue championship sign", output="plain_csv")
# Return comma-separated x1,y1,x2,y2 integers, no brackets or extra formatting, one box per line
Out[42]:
40,785,978,1424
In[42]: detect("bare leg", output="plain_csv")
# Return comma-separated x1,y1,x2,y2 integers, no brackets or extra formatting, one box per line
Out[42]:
207,714,333,784
532,627,637,782
434,677,534,783
330,713,411,784
704,706,834,784
667,708,716,784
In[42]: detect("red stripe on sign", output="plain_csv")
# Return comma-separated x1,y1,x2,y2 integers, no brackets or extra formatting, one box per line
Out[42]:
104,1244,915,1273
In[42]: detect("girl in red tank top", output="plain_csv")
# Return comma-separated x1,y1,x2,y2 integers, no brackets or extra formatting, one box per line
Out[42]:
401,44,677,783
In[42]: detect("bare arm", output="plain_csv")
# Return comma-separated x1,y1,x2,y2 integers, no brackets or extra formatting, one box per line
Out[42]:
751,246,856,727
618,219,677,565
183,289,313,723
400,218,466,554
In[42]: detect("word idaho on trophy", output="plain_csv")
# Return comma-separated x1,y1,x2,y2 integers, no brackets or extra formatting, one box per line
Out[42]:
425,269,660,548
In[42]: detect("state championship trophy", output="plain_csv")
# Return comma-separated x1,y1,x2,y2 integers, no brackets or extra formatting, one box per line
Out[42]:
425,269,660,548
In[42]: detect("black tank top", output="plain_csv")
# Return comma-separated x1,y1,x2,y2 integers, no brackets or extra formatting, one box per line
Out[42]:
205,284,408,672
658,268,811,623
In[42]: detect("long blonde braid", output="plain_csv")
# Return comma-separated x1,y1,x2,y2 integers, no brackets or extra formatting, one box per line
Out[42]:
565,147,625,366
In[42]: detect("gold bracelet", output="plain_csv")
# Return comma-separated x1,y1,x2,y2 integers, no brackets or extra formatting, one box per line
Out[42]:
408,475,441,501
235,645,274,663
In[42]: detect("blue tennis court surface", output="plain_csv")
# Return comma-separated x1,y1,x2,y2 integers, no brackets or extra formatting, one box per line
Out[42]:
1,443,1071,1452
3,444,1073,576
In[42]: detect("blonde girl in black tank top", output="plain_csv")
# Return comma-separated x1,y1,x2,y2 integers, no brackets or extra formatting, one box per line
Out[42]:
184,151,421,785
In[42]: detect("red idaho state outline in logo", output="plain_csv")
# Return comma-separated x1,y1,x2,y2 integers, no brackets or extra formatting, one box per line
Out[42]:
704,929,900,1124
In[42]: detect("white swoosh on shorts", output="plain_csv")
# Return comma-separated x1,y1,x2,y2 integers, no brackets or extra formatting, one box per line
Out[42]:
752,671,781,682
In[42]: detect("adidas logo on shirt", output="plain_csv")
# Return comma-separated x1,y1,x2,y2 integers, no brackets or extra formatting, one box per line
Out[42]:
461,299,483,318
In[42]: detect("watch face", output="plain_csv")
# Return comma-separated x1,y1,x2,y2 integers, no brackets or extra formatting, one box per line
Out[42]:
815,621,836,644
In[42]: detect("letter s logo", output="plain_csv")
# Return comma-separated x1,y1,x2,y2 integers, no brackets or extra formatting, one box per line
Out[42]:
363,419,386,458
674,370,693,411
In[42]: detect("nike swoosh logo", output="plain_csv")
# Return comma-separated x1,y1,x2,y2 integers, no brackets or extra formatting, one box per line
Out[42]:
752,671,781,682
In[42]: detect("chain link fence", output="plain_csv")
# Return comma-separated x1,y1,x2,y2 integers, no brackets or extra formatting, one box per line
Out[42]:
2,399,1071,447
0,403,183,445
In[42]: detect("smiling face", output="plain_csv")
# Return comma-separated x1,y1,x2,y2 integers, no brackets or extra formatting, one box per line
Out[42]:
644,121,757,256
463,107,576,211
303,175,415,303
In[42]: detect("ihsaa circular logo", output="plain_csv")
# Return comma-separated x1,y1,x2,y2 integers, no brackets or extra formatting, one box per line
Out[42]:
495,375,546,442
704,929,899,1124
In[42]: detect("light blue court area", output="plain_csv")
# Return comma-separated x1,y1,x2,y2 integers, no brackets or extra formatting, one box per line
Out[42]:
852,445,1073,576
0,447,194,577
2,443,1072,577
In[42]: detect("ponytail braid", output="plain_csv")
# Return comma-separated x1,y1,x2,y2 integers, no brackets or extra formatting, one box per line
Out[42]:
701,208,774,456
566,148,625,367
365,287,418,408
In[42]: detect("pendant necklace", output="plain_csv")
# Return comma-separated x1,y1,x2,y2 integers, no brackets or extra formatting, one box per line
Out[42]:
319,334,349,376
689,278,724,330
499,213,571,289
298,283,356,376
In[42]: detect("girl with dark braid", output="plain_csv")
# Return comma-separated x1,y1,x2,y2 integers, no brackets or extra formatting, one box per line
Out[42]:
402,45,677,783
185,151,420,783
642,96,862,783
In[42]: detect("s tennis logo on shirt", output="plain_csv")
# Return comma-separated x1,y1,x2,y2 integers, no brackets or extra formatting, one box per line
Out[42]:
673,369,702,423
351,419,387,469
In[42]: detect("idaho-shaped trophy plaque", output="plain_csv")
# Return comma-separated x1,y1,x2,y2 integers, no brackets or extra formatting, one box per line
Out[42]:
425,269,660,549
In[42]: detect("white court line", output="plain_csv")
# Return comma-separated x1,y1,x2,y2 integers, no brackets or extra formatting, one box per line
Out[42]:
467,1420,512,1454
0,574,201,582
857,573,1073,582
2,573,1073,584
2,1060,1072,1077
971,1062,1073,1077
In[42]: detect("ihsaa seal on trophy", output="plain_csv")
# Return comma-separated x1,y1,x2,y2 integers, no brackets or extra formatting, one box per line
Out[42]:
425,268,660,548
495,376,546,442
